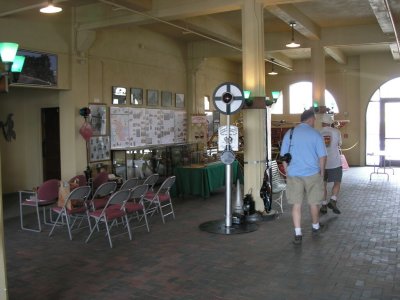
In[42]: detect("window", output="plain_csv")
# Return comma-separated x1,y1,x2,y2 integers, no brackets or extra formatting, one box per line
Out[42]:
366,77,400,165
204,96,210,111
289,81,338,114
270,91,283,114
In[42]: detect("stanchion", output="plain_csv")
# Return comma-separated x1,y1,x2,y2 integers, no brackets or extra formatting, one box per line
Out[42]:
199,83,258,234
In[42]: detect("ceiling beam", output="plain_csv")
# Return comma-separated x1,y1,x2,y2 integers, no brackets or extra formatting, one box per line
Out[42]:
369,0,400,59
182,15,242,47
110,0,152,11
79,0,312,31
266,4,320,40
266,52,293,69
390,43,400,60
369,0,393,33
324,47,347,64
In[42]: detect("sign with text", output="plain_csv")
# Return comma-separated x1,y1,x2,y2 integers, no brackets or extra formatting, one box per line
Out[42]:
218,125,239,151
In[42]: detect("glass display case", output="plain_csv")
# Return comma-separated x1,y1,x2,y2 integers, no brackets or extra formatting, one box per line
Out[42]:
111,143,201,181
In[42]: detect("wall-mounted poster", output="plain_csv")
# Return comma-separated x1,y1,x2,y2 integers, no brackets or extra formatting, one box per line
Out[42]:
161,91,172,107
147,89,159,106
131,88,143,105
175,93,185,108
89,136,111,162
112,86,127,105
89,104,107,136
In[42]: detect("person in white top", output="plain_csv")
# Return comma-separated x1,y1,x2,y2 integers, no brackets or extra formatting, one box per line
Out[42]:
320,113,342,214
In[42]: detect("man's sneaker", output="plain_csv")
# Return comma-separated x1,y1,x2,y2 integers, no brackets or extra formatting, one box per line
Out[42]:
312,223,325,236
327,200,341,214
293,235,302,245
320,204,327,214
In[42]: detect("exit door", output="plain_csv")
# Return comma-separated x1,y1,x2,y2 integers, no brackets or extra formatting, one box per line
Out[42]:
381,99,400,166
41,107,61,180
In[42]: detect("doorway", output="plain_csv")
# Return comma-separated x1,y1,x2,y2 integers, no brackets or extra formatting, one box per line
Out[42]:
381,100,400,165
366,77,400,166
41,107,61,180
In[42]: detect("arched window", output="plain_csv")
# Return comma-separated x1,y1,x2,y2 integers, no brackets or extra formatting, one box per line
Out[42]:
366,77,400,165
289,81,339,114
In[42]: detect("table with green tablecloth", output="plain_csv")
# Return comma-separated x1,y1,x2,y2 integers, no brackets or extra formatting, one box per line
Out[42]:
173,160,243,198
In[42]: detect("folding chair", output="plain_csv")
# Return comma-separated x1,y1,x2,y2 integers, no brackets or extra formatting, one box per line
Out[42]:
19,179,60,232
124,184,150,232
86,189,132,248
144,176,176,224
49,186,92,240
69,174,87,187
270,160,286,213
142,173,159,201
89,181,118,211
119,177,140,191
89,171,109,191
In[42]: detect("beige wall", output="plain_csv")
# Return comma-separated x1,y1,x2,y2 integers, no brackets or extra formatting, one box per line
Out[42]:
0,12,399,193
0,18,241,193
0,89,59,192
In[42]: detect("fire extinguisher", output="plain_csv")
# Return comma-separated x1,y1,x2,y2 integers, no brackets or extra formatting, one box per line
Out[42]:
242,194,256,216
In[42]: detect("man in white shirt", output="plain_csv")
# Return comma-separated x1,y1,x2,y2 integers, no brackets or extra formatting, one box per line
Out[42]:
320,114,342,214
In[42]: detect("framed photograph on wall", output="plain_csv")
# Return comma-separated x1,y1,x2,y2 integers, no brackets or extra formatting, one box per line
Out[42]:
175,93,185,108
89,136,111,162
147,89,159,106
89,103,107,136
130,88,143,105
112,86,127,105
161,91,173,107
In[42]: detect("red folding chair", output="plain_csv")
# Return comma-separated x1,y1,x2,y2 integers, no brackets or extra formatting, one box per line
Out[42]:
125,184,150,232
19,179,60,232
86,189,132,248
144,176,176,224
48,186,92,240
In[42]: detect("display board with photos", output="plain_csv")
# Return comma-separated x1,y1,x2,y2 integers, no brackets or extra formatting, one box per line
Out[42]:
89,103,107,136
89,136,111,162
110,107,187,149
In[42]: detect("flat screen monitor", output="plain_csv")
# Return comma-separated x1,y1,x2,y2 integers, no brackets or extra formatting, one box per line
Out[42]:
11,49,57,87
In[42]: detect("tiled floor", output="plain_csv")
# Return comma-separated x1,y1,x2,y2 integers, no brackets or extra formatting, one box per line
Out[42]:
3,167,400,300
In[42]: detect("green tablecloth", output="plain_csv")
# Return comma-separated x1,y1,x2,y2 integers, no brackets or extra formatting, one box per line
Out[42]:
173,160,243,198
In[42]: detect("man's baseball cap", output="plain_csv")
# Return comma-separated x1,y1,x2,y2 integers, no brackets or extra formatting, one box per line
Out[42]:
322,113,334,124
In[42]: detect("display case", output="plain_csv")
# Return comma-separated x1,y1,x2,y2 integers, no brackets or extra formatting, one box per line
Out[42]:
111,143,201,181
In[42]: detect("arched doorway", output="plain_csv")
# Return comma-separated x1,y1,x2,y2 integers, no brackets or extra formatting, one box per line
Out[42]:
366,77,400,166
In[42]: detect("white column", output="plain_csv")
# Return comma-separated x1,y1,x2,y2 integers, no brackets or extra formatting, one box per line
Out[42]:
241,0,267,212
311,40,326,107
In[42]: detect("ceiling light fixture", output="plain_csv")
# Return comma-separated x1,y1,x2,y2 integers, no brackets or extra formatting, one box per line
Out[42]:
268,58,278,75
40,0,62,14
286,21,300,48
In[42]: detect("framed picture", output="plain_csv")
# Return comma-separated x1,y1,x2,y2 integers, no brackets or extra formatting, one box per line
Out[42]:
175,93,185,108
89,136,111,162
112,86,127,105
130,88,143,105
89,103,107,136
147,89,159,106
161,91,173,107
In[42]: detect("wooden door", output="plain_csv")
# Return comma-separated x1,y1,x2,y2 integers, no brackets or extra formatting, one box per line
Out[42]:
41,107,61,180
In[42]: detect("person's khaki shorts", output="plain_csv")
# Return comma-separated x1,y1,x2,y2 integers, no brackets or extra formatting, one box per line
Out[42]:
286,173,324,205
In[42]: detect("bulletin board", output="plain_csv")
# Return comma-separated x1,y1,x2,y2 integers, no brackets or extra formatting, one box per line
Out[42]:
110,107,187,149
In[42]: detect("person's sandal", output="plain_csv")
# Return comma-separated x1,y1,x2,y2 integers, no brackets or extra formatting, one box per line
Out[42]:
292,235,302,245
327,200,341,214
